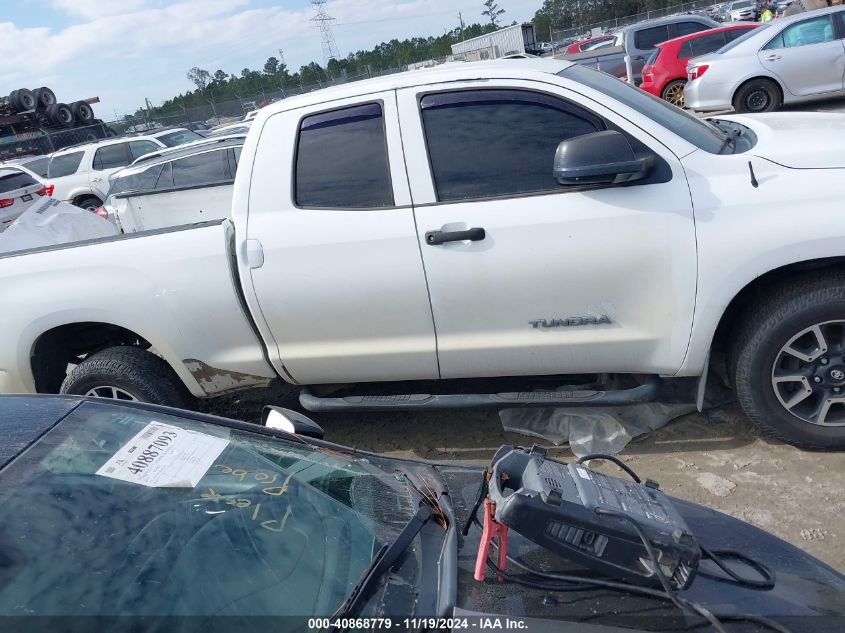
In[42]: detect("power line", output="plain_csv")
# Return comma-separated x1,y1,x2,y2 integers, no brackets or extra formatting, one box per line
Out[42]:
310,0,340,64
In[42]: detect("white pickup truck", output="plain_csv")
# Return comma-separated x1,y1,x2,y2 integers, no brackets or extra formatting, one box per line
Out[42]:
2,59,844,449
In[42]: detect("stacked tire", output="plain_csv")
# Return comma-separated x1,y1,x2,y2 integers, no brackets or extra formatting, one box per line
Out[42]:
4,85,96,128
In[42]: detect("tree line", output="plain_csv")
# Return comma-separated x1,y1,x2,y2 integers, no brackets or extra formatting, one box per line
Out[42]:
138,2,512,121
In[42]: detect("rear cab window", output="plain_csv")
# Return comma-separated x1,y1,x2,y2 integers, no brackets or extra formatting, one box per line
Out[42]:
47,151,84,178
295,102,394,208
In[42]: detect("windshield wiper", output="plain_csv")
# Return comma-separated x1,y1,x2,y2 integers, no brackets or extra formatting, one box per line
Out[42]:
718,128,741,155
331,505,434,622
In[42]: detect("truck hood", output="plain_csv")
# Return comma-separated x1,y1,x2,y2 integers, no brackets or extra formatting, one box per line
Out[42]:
719,111,845,169
435,465,845,630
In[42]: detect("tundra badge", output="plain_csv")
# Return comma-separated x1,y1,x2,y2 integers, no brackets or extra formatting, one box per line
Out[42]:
529,315,612,328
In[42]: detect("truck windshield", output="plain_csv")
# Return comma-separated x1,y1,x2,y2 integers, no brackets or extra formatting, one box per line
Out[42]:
560,65,730,154
0,401,416,618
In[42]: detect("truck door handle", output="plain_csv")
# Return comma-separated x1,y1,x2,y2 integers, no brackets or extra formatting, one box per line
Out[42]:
91,177,102,182
765,54,781,61
425,227,486,245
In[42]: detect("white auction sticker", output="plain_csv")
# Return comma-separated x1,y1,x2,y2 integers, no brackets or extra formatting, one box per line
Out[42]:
96,421,229,488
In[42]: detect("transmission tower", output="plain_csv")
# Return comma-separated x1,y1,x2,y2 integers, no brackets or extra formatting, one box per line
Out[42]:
310,0,340,64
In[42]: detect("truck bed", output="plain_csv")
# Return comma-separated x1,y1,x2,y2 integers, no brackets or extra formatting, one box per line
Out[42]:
0,220,277,397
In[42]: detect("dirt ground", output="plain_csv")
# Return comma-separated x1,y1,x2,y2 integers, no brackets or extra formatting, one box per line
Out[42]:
208,390,844,571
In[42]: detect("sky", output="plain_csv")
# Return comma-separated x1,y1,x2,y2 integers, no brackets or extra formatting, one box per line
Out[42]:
0,0,536,120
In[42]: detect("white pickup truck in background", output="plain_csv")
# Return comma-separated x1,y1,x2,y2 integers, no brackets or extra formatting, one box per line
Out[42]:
2,59,845,449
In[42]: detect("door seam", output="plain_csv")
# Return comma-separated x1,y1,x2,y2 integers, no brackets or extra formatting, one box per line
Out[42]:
393,88,442,379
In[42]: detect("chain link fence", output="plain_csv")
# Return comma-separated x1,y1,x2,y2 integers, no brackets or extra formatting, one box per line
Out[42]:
109,66,405,133
551,0,726,43
0,122,110,162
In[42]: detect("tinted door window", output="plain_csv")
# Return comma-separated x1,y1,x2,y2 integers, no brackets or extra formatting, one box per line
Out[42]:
420,90,601,202
766,15,835,49
109,165,164,196
93,143,131,171
676,22,710,37
155,162,173,189
48,151,84,178
677,41,693,59
171,150,229,187
689,32,728,57
295,103,393,208
129,140,160,161
635,25,670,50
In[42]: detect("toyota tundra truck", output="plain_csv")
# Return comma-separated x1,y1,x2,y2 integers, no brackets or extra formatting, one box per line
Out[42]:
1,59,844,449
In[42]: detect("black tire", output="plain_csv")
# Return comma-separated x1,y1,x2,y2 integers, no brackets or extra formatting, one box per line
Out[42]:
46,102,74,127
73,195,103,211
729,272,845,449
11,88,36,111
733,78,782,114
34,86,56,109
661,79,687,108
71,100,94,123
60,346,193,409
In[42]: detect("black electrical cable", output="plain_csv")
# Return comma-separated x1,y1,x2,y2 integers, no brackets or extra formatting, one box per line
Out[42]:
595,507,727,633
576,453,642,483
575,456,776,591
700,546,776,590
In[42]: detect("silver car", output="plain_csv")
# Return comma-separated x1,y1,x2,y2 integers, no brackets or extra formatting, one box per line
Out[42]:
0,166,50,232
685,5,845,113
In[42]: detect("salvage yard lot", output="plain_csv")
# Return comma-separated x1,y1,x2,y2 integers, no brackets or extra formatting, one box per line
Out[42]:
208,390,845,571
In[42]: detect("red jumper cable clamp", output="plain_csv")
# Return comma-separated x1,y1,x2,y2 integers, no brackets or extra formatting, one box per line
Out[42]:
474,498,509,582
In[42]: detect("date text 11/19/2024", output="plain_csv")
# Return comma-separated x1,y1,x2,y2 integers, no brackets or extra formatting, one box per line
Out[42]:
307,617,529,630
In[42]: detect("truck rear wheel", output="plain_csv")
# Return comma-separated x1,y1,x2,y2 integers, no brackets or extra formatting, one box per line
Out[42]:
71,100,94,123
10,88,36,111
46,103,74,127
60,346,193,409
729,273,845,449
34,87,56,109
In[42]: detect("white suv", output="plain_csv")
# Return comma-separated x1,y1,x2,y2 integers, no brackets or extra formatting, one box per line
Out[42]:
47,136,167,210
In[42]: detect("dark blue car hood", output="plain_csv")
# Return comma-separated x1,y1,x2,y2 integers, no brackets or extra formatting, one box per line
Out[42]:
435,465,845,632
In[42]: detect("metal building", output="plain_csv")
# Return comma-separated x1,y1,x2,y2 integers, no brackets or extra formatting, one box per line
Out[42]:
451,24,538,61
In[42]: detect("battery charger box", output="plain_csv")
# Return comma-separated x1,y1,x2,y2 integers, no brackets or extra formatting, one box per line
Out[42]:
487,445,701,589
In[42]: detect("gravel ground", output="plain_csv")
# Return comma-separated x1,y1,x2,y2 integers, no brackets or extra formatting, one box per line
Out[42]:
206,388,844,572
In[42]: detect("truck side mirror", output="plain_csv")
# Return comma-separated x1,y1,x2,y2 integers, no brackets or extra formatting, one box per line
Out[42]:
554,130,653,186
261,406,325,440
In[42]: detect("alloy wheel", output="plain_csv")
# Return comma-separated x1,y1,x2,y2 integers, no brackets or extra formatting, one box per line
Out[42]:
84,386,139,401
771,320,845,426
663,83,685,107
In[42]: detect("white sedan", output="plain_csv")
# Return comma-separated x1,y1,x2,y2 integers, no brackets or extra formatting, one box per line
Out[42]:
685,5,845,113
0,166,52,232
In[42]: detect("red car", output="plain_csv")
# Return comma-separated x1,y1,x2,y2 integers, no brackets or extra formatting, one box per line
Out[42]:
640,23,759,106
565,34,615,55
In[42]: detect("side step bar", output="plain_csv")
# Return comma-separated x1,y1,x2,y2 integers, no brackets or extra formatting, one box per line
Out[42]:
299,376,662,412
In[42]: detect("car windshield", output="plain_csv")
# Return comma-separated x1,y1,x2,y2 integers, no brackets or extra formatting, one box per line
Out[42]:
716,24,769,53
157,130,204,147
560,65,728,154
0,401,416,617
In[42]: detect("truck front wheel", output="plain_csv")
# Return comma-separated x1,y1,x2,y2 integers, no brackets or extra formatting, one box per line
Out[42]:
730,274,845,449
60,346,193,410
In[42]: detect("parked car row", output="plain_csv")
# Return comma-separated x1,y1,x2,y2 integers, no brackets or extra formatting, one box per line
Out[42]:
560,4,843,113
